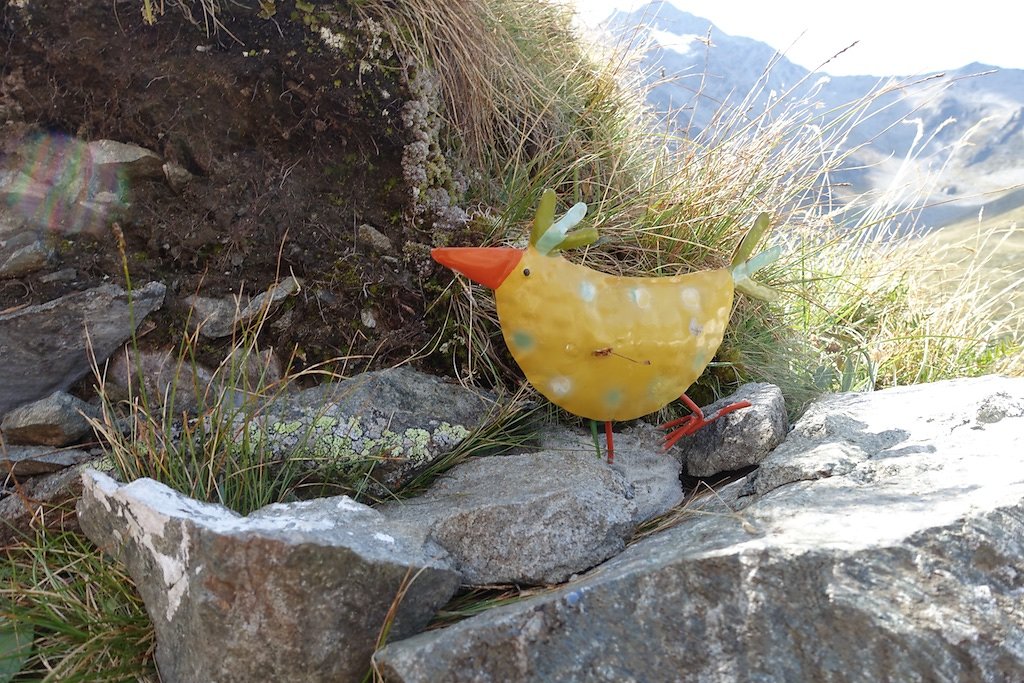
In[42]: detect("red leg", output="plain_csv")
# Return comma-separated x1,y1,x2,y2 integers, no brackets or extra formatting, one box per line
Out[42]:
659,393,751,450
604,421,615,464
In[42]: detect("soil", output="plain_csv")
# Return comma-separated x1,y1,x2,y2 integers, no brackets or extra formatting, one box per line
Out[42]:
1,0,457,376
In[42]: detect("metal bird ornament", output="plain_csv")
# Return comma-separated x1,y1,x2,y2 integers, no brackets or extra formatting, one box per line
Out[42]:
432,189,781,463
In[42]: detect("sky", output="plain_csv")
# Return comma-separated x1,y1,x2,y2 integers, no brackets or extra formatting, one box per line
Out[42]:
574,0,1024,76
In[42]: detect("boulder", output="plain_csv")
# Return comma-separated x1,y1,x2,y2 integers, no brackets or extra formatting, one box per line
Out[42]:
1,390,98,446
382,423,682,585
534,422,683,523
0,281,165,417
0,463,89,543
672,382,789,477
373,376,1024,682
0,135,130,236
100,345,281,415
77,470,461,683
244,367,499,494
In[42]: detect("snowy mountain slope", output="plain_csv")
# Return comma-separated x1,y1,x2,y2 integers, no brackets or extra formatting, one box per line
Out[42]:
603,1,1024,228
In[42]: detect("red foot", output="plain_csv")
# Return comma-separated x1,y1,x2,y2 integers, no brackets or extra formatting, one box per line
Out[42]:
659,394,751,450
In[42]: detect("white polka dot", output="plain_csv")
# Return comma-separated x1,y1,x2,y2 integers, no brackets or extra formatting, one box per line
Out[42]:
549,376,573,397
689,318,704,336
629,287,651,308
578,281,596,302
680,287,701,310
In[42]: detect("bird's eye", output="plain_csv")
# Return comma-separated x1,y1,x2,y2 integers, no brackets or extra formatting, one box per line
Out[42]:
522,268,531,277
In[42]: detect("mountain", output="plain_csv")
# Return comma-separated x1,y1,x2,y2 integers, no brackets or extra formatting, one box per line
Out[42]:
602,1,1024,230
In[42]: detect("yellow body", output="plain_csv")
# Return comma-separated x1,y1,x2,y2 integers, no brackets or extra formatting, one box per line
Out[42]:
496,246,734,421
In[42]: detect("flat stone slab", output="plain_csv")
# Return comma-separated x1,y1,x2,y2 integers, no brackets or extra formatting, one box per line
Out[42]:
0,445,94,476
1,390,98,446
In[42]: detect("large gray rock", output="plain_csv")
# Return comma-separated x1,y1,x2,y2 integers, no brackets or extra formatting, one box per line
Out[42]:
382,423,682,585
672,382,789,477
1,390,98,446
244,367,499,494
101,345,281,415
77,470,461,683
534,422,684,524
374,376,1024,682
0,281,165,417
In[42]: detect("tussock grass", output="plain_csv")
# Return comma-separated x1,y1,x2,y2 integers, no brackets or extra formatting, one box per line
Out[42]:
389,0,1022,411
88,257,314,515
0,530,156,682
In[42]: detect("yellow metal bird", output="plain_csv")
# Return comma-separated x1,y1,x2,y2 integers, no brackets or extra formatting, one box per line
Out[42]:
433,190,780,463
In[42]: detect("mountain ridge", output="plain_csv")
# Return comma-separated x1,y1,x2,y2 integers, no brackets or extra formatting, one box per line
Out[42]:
603,1,1024,229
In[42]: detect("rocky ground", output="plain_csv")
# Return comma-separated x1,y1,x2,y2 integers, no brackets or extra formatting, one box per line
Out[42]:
68,373,1024,682
1,0,476,378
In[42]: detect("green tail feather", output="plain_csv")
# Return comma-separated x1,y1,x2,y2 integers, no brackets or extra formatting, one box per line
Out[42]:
530,189,557,246
730,212,782,301
530,189,598,255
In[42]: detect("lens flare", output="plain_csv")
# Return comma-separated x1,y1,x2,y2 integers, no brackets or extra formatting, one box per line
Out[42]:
3,132,128,236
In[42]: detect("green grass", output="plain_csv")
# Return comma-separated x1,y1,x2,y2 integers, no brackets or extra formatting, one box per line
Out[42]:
0,530,156,682
922,206,1024,322
394,6,1024,411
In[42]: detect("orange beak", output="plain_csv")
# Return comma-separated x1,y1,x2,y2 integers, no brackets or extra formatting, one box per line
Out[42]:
431,247,524,290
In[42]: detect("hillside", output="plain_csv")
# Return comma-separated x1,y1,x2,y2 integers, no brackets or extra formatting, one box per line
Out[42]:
603,0,1024,232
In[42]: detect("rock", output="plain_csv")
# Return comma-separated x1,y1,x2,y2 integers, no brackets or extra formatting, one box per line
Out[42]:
183,295,237,339
383,449,639,585
373,376,1024,682
534,422,683,523
0,463,88,543
0,281,165,417
361,308,378,328
39,267,78,283
87,139,164,182
0,228,51,278
0,135,128,236
216,345,284,396
0,445,94,476
0,199,50,278
162,161,193,192
357,223,394,254
186,276,301,339
672,382,788,477
102,347,215,415
247,367,498,494
1,391,98,446
101,344,281,416
77,470,461,683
